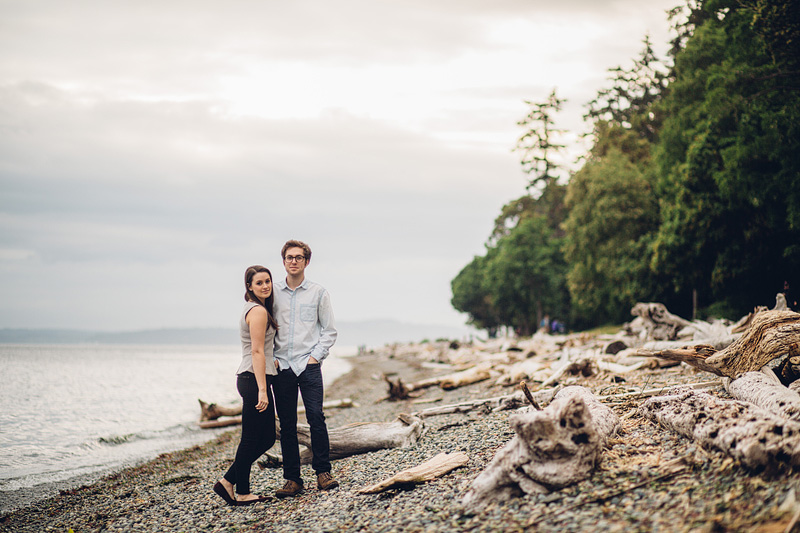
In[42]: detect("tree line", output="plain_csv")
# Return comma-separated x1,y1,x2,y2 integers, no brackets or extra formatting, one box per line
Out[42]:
452,0,800,336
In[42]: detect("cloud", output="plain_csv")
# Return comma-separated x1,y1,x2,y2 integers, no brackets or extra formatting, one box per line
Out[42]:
0,0,678,332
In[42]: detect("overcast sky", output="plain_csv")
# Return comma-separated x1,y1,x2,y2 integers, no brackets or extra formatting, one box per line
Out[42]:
0,0,677,335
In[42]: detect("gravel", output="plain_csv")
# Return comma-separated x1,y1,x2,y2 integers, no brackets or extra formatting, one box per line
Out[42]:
3,340,800,532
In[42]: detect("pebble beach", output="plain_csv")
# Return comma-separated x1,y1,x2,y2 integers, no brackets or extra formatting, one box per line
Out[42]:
3,335,800,533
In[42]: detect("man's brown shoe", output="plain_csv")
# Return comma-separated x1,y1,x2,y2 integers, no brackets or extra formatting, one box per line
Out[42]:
275,480,304,498
317,472,339,490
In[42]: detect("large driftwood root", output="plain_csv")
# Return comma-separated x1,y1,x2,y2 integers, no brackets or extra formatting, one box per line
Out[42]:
461,386,619,511
639,387,800,471
630,302,692,341
358,452,469,494
636,310,800,379
260,413,423,467
707,310,800,377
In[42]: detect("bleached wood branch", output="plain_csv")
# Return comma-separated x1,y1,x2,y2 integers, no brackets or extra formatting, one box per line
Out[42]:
358,452,469,494
414,388,559,418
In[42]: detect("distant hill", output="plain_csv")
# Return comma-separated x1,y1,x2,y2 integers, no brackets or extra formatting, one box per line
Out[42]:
0,320,476,348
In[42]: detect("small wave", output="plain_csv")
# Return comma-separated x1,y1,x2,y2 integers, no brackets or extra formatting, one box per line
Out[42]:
96,423,200,447
97,434,136,446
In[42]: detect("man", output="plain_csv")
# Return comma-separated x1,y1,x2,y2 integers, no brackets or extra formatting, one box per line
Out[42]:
272,239,339,497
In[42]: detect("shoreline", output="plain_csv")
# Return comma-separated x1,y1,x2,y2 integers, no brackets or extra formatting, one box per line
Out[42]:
2,338,799,532
0,351,352,516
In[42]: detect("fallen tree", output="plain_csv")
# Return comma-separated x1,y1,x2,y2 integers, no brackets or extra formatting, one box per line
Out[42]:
639,386,800,471
461,386,619,511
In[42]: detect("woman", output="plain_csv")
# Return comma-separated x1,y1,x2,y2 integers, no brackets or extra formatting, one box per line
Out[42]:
213,265,280,506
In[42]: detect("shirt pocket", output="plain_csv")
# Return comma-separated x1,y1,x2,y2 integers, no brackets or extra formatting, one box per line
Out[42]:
300,304,317,323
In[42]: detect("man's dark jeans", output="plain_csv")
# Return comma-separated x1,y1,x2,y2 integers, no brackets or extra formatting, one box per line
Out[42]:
273,363,331,483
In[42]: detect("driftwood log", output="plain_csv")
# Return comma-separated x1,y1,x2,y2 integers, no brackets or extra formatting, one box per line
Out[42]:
635,310,800,379
461,386,619,511
724,371,800,422
198,397,355,428
383,364,493,400
358,452,469,494
259,413,423,467
198,399,241,421
414,387,560,418
639,387,800,471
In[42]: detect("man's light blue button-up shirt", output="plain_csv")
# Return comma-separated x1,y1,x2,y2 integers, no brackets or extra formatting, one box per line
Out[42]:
273,278,338,376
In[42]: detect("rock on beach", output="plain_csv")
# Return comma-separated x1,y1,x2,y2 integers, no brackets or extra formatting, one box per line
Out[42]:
2,334,800,532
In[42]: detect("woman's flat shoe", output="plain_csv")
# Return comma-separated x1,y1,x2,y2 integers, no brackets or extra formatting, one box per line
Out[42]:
213,481,236,506
236,496,269,506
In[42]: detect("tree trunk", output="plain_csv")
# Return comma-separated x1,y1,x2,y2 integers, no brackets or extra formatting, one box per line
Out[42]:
706,310,800,377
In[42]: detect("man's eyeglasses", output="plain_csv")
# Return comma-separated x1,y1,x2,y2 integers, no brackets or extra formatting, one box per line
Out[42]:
284,255,306,263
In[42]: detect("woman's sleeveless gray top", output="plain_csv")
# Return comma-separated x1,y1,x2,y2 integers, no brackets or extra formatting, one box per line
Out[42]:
237,301,278,375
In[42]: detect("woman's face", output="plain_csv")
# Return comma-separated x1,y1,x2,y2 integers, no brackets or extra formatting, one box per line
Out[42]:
249,272,272,302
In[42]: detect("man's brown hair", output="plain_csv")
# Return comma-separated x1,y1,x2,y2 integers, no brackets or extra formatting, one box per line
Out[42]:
281,239,312,262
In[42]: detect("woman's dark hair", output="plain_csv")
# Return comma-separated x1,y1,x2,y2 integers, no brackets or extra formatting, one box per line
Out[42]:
244,265,279,331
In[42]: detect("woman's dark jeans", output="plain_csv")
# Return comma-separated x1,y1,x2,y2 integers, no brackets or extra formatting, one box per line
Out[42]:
273,363,331,483
223,372,275,495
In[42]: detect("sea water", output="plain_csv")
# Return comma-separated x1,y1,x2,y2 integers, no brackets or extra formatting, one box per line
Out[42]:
0,343,353,512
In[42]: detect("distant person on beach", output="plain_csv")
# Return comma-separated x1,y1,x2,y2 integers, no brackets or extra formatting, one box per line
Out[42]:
539,314,550,333
213,265,279,506
272,239,339,498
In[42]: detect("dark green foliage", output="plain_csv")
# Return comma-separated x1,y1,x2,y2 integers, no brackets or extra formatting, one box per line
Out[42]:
452,184,569,336
652,0,800,316
585,36,671,143
451,252,501,336
452,0,800,334
483,215,569,336
563,147,659,326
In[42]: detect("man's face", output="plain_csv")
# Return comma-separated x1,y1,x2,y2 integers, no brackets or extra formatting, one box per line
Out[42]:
283,246,308,277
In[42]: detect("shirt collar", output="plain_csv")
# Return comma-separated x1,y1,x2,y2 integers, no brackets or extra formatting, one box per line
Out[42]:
278,277,308,291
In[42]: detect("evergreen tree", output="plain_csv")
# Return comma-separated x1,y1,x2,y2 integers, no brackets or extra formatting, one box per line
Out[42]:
514,89,568,194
